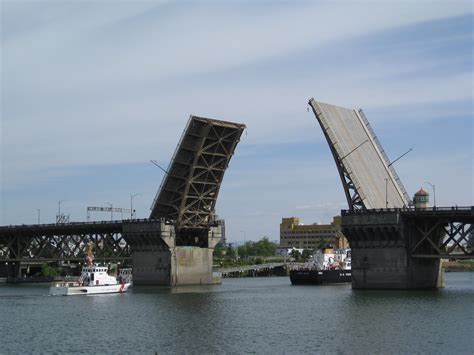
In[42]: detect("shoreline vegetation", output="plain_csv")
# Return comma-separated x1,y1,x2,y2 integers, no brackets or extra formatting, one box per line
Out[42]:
442,260,474,272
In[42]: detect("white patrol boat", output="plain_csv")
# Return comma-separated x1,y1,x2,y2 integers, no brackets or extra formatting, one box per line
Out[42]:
50,243,132,296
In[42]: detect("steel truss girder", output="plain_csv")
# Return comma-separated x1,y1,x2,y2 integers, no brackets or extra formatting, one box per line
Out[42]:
0,232,131,263
150,116,246,228
410,220,473,258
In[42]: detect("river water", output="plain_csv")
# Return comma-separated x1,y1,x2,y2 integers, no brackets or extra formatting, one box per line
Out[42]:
1,272,472,354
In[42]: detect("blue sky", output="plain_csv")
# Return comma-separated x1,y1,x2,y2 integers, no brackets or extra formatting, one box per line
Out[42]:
1,0,472,243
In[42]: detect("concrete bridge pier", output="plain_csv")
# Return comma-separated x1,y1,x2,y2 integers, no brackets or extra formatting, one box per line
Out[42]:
0,261,21,279
349,246,442,289
123,220,222,286
342,211,445,289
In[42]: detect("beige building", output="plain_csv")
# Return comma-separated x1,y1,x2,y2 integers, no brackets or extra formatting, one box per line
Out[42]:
280,216,348,250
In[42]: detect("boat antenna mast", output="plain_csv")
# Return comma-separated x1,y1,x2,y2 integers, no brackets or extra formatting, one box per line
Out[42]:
85,242,94,266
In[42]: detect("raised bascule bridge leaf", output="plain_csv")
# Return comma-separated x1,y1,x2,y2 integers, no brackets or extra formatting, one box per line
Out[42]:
150,115,246,245
308,98,411,211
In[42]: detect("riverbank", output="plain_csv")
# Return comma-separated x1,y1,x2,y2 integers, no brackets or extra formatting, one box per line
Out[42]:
1,275,78,284
442,260,474,272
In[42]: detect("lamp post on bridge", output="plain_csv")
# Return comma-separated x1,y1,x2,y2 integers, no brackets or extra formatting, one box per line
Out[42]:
58,200,64,216
424,181,436,208
386,147,413,209
130,193,141,219
150,160,168,174
57,200,65,223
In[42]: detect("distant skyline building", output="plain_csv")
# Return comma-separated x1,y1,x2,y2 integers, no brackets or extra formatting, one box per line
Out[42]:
279,216,348,250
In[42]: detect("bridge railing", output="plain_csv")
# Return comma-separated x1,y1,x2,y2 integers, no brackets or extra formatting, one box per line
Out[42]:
357,109,412,206
342,206,474,215
0,218,172,230
221,263,287,276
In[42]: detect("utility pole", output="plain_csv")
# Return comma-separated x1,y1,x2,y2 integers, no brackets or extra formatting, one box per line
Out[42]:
130,193,141,219
425,181,436,207
57,200,66,224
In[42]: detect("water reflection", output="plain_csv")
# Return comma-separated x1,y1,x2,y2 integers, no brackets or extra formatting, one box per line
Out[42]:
169,284,217,294
131,284,218,294
0,273,472,353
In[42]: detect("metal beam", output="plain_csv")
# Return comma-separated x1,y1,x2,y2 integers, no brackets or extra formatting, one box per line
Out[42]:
150,115,245,228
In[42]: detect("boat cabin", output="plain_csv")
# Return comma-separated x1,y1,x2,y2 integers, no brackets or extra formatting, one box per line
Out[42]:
80,265,118,286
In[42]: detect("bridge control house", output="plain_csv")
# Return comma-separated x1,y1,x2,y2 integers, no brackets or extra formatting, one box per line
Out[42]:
279,216,348,251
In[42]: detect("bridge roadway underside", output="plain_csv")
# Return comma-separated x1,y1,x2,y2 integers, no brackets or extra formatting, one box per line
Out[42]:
342,207,473,289
0,219,222,286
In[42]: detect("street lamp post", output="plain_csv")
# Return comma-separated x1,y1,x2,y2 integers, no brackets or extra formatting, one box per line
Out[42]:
58,200,65,217
424,181,436,207
130,193,142,219
384,178,389,209
150,160,168,174
57,200,65,223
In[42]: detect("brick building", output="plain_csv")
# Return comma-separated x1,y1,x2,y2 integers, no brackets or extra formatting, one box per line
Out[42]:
279,216,348,250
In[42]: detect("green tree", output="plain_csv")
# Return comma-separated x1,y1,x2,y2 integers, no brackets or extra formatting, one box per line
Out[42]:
214,245,224,258
254,236,277,257
290,249,301,261
302,249,312,262
227,244,239,260
40,263,61,277
238,242,251,258
238,236,278,258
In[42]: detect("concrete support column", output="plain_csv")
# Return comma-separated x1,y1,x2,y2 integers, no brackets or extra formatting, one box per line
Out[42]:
343,211,444,289
170,246,213,285
125,221,222,286
170,225,222,285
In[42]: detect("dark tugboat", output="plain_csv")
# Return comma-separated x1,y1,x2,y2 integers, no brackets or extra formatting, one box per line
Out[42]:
290,247,351,285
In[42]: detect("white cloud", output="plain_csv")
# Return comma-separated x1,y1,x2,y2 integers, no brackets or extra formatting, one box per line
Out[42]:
1,1,472,232
3,1,471,93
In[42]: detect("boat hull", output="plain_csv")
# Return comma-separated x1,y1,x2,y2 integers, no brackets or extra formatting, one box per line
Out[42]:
50,283,131,296
290,269,351,285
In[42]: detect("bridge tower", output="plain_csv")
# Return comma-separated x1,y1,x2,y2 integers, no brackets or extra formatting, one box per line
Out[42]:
125,116,245,285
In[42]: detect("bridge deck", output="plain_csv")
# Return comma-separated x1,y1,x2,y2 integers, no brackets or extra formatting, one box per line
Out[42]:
309,99,410,210
0,220,124,237
342,206,473,260
0,219,164,264
342,206,474,222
